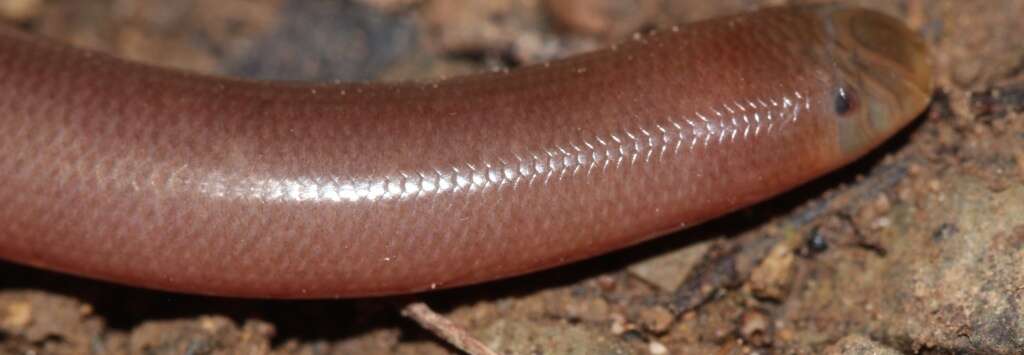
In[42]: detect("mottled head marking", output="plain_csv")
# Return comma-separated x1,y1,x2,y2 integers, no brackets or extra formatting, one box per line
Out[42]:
818,6,933,157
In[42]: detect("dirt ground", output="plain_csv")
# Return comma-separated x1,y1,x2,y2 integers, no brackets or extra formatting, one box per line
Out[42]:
0,0,1022,354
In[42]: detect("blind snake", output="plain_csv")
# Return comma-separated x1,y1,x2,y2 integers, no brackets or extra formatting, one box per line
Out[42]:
0,5,932,298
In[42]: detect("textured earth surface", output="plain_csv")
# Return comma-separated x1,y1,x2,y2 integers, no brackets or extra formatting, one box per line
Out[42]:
1,0,1022,354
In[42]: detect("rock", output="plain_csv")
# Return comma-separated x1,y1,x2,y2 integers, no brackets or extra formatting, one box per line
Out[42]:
824,335,901,355
476,318,633,355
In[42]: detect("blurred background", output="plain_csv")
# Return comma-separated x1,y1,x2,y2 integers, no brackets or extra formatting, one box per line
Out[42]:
0,0,1023,354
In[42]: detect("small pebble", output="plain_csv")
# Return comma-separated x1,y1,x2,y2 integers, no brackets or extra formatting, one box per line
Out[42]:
873,217,892,229
637,306,674,334
609,312,628,335
595,274,617,290
1,301,32,329
749,244,794,300
648,340,668,354
738,310,771,346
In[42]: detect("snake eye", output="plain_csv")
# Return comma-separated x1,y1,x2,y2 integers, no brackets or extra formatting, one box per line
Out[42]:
834,86,857,116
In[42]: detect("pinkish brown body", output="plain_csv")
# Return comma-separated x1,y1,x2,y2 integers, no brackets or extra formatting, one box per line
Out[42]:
0,5,931,298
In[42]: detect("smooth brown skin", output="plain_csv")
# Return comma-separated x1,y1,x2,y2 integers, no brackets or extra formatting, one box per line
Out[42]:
0,5,931,298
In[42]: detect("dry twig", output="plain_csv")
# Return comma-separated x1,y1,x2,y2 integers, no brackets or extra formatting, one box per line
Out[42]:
401,302,499,355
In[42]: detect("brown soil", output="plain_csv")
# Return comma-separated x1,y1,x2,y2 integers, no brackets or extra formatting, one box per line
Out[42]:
1,0,1022,354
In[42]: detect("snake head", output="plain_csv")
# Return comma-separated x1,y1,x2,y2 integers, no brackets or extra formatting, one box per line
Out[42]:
823,6,933,159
